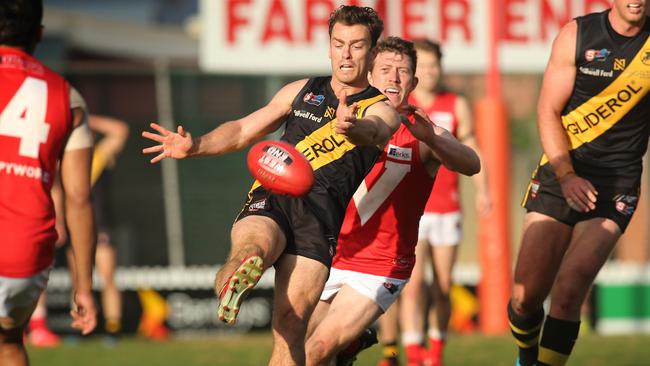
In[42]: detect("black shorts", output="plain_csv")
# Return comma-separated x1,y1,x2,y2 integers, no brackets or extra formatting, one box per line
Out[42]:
522,165,640,233
235,187,338,267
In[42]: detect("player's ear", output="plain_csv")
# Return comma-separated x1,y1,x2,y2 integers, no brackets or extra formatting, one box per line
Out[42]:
412,76,419,90
367,70,373,86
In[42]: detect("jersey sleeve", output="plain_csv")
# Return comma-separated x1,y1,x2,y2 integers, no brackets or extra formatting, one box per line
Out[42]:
64,87,94,151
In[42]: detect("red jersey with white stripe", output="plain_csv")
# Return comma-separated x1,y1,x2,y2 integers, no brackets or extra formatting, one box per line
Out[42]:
333,121,435,279
409,92,460,213
0,47,72,277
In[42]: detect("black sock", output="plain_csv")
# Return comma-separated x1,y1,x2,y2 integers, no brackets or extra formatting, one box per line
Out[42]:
537,316,580,366
508,300,544,366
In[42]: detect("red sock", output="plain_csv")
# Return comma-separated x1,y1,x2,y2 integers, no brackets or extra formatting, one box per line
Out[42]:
29,317,47,331
405,344,424,364
428,338,445,363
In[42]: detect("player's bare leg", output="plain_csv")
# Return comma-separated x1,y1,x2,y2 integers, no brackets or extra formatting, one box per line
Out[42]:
215,216,286,324
95,241,122,337
306,285,383,366
509,213,572,366
269,254,329,366
376,303,400,366
427,243,458,365
534,218,620,365
399,240,428,365
0,326,28,366
306,298,332,339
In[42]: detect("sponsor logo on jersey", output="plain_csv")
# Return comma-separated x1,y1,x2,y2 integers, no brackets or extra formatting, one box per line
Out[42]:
387,145,412,161
613,194,638,216
641,49,650,66
564,83,643,136
614,58,626,71
324,106,336,120
585,48,610,62
303,92,325,106
383,282,400,294
248,198,267,211
578,66,614,77
293,109,323,123
301,134,347,162
530,179,540,199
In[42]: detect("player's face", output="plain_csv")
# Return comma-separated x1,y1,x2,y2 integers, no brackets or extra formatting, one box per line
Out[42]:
329,23,373,87
611,0,647,25
414,49,441,93
369,51,417,109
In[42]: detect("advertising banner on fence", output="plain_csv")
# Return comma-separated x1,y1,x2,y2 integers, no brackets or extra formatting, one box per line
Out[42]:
200,0,611,74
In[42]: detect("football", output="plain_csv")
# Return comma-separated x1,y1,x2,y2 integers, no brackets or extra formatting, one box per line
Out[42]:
246,140,314,197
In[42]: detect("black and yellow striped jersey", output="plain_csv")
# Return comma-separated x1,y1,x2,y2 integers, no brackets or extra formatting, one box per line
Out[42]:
265,76,387,237
541,10,650,187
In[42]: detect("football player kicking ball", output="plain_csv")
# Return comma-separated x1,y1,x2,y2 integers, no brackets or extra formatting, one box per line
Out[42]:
143,6,403,365
304,36,480,366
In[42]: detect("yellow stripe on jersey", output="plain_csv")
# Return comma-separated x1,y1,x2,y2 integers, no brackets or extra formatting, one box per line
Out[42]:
540,36,650,166
247,93,386,195
296,93,385,172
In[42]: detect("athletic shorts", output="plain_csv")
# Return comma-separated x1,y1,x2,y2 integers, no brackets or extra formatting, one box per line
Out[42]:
0,268,50,329
236,186,338,267
522,165,640,233
417,212,462,246
320,268,408,312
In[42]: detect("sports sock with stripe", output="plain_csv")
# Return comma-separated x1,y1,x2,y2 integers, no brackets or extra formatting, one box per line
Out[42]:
537,316,580,366
508,300,544,366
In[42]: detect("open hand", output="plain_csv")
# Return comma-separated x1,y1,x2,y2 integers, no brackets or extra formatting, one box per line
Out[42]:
334,91,359,137
142,123,194,163
401,105,437,142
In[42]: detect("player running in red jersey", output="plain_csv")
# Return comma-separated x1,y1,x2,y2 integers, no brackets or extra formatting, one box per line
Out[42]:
304,36,480,366
377,39,492,366
0,1,97,365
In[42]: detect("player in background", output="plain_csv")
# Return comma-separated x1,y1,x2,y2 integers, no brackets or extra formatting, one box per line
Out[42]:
143,6,402,365
511,2,649,366
65,115,128,343
376,39,492,366
304,36,480,366
0,1,97,365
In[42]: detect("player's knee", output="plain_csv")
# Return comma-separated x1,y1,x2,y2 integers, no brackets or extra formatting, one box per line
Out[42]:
509,294,539,317
305,336,332,363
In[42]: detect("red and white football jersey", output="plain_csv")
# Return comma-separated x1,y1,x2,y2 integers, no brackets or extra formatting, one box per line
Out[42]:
333,121,435,279
409,92,460,214
0,47,72,277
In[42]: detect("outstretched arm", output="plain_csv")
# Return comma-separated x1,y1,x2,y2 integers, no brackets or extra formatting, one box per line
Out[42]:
334,93,401,148
142,79,307,163
405,105,480,176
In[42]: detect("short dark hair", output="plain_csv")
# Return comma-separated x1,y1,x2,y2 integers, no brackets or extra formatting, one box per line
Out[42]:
328,5,384,48
413,39,443,62
372,36,417,74
0,0,43,50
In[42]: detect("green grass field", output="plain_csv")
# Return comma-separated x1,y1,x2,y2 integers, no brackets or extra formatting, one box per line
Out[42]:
28,332,650,366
